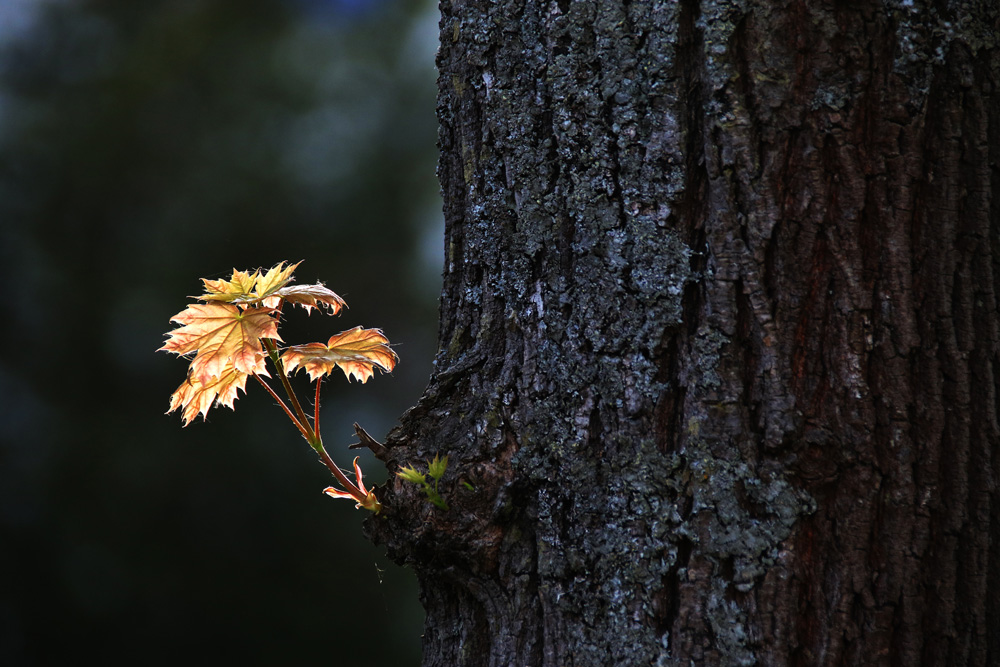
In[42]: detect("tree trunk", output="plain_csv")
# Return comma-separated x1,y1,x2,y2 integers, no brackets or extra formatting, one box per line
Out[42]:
367,1,1000,665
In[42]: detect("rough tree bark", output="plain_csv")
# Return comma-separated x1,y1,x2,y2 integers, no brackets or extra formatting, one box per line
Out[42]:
366,1,999,665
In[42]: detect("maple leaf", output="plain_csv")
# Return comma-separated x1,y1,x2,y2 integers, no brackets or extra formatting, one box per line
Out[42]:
252,261,301,301
159,302,281,381
282,327,397,383
167,365,252,426
198,268,260,303
274,283,347,315
197,261,301,305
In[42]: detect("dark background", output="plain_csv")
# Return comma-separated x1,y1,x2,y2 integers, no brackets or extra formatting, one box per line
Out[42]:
0,0,440,664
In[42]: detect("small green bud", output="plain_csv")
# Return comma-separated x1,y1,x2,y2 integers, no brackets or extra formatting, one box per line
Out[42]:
397,466,426,484
428,454,448,480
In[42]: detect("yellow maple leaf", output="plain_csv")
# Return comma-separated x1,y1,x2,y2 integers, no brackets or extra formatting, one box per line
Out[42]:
281,327,397,383
197,261,301,305
252,261,301,301
167,365,252,426
274,283,347,315
198,268,260,303
159,302,281,381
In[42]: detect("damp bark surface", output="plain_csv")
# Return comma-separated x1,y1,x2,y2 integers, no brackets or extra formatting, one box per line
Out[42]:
365,1,1000,665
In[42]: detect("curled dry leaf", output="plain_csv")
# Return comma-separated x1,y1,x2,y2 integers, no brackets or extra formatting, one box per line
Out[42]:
282,326,398,383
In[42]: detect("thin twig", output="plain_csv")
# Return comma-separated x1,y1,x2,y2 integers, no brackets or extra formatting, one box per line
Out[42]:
262,338,315,442
349,422,388,457
316,444,363,497
253,374,310,440
314,380,322,440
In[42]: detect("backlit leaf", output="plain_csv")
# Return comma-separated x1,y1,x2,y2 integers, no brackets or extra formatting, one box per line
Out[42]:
253,261,301,300
275,283,347,315
428,454,448,480
282,326,397,383
396,465,427,484
167,365,251,426
198,268,260,303
196,261,301,305
159,302,280,381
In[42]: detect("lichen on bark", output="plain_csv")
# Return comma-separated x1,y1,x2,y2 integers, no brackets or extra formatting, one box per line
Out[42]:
369,0,1000,665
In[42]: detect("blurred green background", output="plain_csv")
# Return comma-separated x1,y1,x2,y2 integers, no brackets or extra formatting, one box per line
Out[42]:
0,0,442,664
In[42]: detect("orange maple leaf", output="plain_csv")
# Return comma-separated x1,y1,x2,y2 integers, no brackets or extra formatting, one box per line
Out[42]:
282,327,397,383
167,365,252,426
274,283,347,315
159,302,281,381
